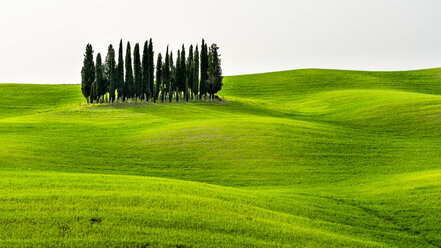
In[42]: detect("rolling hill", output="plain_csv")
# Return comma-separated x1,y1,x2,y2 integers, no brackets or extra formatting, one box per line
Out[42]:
1,68,441,247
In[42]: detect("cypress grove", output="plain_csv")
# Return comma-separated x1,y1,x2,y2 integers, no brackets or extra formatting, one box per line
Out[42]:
81,39,222,104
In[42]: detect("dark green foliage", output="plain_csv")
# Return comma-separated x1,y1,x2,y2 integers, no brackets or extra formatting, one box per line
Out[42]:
133,43,142,99
170,52,175,102
155,53,162,103
200,40,209,99
91,53,105,103
105,44,117,102
148,39,154,99
176,50,181,98
185,78,189,102
81,44,95,102
90,83,97,103
81,39,222,104
142,41,150,101
116,40,125,100
103,54,110,93
164,46,171,102
97,53,107,98
91,53,98,102
193,46,199,99
180,45,186,93
207,44,223,99
175,51,180,103
187,45,194,97
168,77,173,102
124,42,134,100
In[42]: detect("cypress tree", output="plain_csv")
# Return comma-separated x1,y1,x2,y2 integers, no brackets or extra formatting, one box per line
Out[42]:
176,50,181,100
199,40,204,99
103,57,110,98
170,52,175,102
81,44,95,103
207,44,223,100
193,45,199,100
142,40,150,101
175,51,180,102
180,45,186,97
116,40,124,101
187,45,194,98
125,42,134,100
133,43,142,99
93,53,105,103
105,44,116,102
155,53,162,103
200,39,208,100
148,39,154,99
164,46,171,102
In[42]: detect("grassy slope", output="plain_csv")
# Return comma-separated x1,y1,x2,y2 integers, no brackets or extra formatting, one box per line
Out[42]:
0,68,441,247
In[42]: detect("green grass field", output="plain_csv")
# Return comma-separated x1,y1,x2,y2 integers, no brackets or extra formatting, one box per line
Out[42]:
1,68,441,247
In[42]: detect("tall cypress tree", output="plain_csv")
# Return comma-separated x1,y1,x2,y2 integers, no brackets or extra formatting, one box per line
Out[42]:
92,53,105,103
180,45,186,95
81,44,95,103
125,42,134,100
187,45,194,98
193,45,199,100
164,46,171,102
133,43,142,99
170,52,175,102
200,39,208,100
155,53,162,103
103,51,110,97
175,50,180,102
207,44,223,100
148,39,154,99
105,44,116,102
116,40,124,101
142,40,150,101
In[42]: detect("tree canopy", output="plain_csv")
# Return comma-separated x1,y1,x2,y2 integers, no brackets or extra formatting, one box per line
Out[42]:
81,44,95,103
80,39,223,104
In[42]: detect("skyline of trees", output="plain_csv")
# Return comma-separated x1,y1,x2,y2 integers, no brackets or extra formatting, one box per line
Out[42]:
81,39,223,104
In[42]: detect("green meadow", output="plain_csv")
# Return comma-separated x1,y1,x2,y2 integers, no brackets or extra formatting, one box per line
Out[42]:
1,68,441,247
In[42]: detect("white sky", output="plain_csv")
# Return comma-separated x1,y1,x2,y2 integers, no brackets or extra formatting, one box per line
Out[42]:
0,0,441,84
